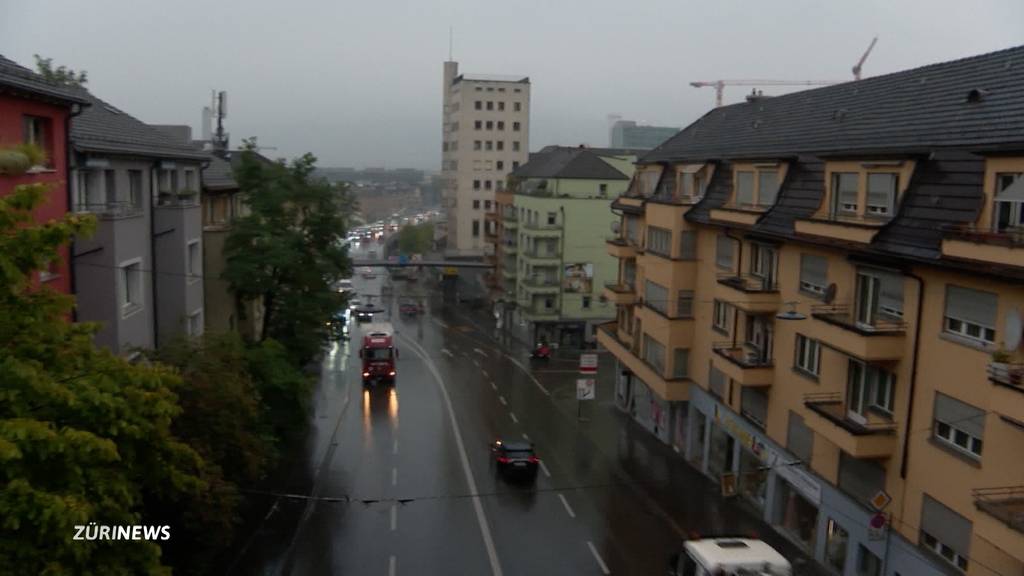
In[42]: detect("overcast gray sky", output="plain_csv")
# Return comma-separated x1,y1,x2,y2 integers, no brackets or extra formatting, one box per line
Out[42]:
2,1,1022,170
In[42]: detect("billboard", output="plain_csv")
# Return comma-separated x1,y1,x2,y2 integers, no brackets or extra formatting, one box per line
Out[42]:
563,262,593,293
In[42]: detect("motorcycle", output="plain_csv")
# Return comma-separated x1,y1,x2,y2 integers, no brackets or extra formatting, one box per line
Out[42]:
530,343,551,360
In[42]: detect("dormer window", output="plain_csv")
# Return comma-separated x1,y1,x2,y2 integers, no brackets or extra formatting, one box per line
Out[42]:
677,164,707,201
832,173,859,215
866,173,897,217
732,166,779,209
822,162,910,224
994,172,1024,232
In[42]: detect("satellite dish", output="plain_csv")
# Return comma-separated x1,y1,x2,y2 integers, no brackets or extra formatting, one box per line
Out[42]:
1006,309,1023,350
824,283,838,305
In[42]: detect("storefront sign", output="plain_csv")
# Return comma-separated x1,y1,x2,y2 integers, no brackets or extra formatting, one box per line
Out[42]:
579,353,598,375
576,379,596,400
720,472,737,498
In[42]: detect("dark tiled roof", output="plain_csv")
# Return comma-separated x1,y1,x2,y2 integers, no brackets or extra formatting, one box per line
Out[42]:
644,44,1024,163
71,92,208,160
510,146,635,180
755,156,826,236
0,54,90,105
202,155,237,191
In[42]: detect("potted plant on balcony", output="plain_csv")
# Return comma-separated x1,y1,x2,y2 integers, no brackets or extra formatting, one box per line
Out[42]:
0,143,45,175
991,348,1011,383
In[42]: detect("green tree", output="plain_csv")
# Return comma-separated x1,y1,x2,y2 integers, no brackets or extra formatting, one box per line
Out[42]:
33,54,87,87
223,144,353,365
0,183,204,575
396,222,434,255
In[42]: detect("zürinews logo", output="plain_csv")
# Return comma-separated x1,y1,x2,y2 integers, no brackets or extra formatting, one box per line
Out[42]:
73,524,171,541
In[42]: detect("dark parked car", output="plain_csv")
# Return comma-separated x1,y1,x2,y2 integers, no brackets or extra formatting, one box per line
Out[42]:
399,300,421,316
491,440,539,480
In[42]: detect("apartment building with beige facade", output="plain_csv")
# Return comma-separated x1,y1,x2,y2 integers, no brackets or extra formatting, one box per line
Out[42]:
441,60,530,257
598,46,1024,576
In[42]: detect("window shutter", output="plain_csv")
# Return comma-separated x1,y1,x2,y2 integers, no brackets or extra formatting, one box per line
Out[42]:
836,173,858,208
800,254,828,288
679,231,697,260
709,366,728,398
787,412,814,464
945,285,998,328
994,175,1024,201
878,271,904,314
741,387,768,426
644,280,668,314
716,235,734,269
736,171,755,205
934,392,986,439
838,452,886,506
867,173,896,210
672,348,689,378
757,170,779,206
920,495,972,558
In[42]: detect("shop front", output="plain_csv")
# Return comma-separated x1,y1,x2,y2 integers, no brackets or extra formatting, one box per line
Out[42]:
626,376,671,444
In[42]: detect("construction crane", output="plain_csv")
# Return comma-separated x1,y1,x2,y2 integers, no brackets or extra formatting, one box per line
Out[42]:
689,79,840,108
852,36,879,80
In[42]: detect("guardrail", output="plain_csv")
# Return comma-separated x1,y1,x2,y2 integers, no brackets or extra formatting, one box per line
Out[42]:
716,273,778,293
988,362,1024,387
74,201,142,218
810,303,907,332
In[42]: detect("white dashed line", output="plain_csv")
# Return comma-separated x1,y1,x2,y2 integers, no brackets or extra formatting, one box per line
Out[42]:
389,555,397,576
509,412,518,424
498,395,507,406
481,369,489,378
557,493,576,519
474,348,487,356
490,381,497,390
390,504,398,531
522,433,530,441
391,467,398,486
539,460,551,478
393,439,399,455
587,541,610,575
473,358,481,367
432,318,448,329
503,354,551,396
441,348,454,358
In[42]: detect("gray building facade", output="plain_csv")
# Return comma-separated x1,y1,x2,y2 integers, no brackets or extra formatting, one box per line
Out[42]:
609,120,678,150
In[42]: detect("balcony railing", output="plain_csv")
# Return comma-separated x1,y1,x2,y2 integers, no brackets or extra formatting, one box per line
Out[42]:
717,273,778,293
74,201,143,218
811,304,906,333
803,392,897,434
522,222,563,232
522,249,559,260
712,342,773,368
523,275,559,288
988,362,1024,388
974,486,1024,533
944,224,1024,247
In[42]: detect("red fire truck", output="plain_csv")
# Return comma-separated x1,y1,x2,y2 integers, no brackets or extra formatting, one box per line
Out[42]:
359,322,398,385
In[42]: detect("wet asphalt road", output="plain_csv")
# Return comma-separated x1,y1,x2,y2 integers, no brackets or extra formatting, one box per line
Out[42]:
225,242,826,576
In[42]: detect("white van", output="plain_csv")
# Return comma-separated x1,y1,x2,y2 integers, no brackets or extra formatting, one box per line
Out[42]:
669,538,792,576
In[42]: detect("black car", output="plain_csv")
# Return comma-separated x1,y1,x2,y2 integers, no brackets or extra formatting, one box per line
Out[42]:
491,440,539,480
354,306,375,322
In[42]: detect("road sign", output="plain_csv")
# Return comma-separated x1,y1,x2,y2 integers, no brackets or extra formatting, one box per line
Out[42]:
443,267,458,276
867,512,888,541
870,490,892,511
579,353,598,375
576,379,596,400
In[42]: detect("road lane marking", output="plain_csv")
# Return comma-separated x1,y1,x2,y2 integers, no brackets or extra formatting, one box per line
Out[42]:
490,381,497,391
393,439,399,455
399,334,504,576
509,412,518,424
522,433,530,441
391,467,398,486
481,369,489,378
498,395,507,406
389,555,396,576
441,348,454,358
587,541,610,575
539,460,551,478
473,358,481,367
474,348,487,356
390,504,397,531
503,354,551,396
558,493,576,519
432,318,448,329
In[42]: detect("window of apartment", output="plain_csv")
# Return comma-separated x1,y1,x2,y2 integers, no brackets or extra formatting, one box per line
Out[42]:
473,199,481,209
473,180,481,190
993,173,1024,232
508,141,519,152
544,297,555,309
715,234,734,269
787,412,814,464
866,173,897,218
472,220,480,237
597,183,608,197
741,387,768,429
712,300,732,333
485,141,493,151
832,172,859,216
643,333,666,374
679,231,697,260
487,87,494,92
22,115,53,166
126,170,143,208
486,120,494,130
496,180,504,191
184,169,196,191
546,211,556,225
838,451,886,507
749,243,778,288
497,121,504,130
474,120,482,130
824,518,849,574
644,280,668,315
514,102,522,111
943,285,997,345
498,101,505,111
187,310,203,337
484,180,492,190
497,161,504,170
186,240,200,282
582,296,591,309
513,121,521,131
484,200,492,210
676,290,694,318
513,161,520,170
497,141,504,151
37,256,60,283
846,360,896,420
475,100,482,110
920,494,971,573
474,140,482,151
799,254,828,297
486,101,494,111
159,168,177,193
856,545,882,576
104,170,116,205
474,87,482,92
672,348,689,379
794,334,821,377
646,226,672,257
75,170,101,209
757,170,779,207
119,259,143,314
736,171,755,205
855,268,904,326
709,365,728,400
933,392,985,459
623,260,636,287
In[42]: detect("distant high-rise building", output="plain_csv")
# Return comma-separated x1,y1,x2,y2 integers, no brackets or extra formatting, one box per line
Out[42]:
441,61,530,257
609,120,678,150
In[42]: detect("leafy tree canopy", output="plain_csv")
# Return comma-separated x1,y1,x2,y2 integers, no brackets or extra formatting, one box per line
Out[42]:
33,54,87,87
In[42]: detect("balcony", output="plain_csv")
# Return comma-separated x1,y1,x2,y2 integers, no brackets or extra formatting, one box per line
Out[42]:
803,392,898,458
988,362,1024,423
484,229,498,243
484,210,498,223
603,282,638,306
523,303,559,321
709,208,761,227
606,236,638,259
502,243,518,255
596,323,690,401
941,226,1024,268
974,487,1024,535
521,249,560,266
712,343,774,387
809,304,906,361
522,223,563,238
794,217,881,245
715,274,781,313
74,201,143,219
522,276,560,294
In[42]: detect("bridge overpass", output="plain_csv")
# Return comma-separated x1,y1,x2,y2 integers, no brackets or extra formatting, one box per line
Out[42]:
350,259,494,269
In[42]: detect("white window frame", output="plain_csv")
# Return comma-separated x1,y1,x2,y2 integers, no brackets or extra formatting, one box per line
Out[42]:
921,531,969,573
187,309,204,337
184,168,196,191
846,360,896,423
186,239,201,283
831,172,859,216
795,334,821,376
712,300,731,333
933,418,983,458
866,172,897,217
119,257,144,317
943,285,997,345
